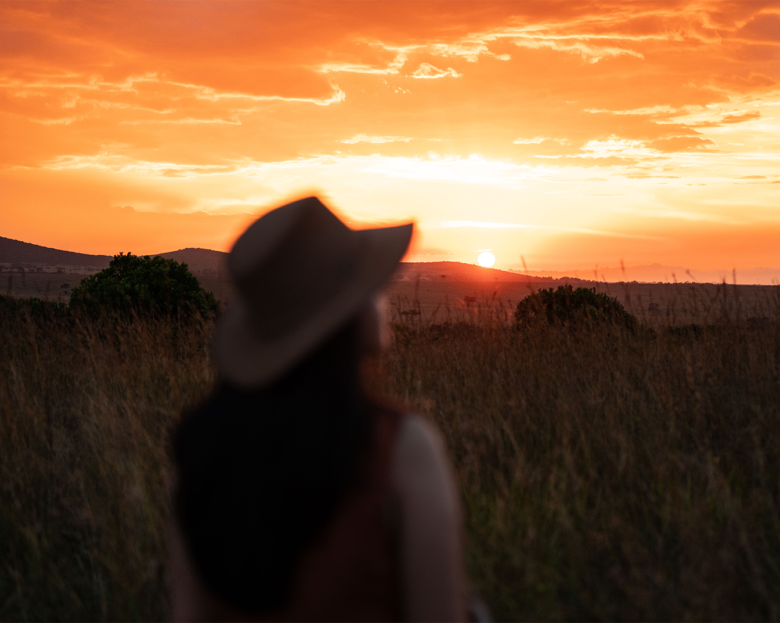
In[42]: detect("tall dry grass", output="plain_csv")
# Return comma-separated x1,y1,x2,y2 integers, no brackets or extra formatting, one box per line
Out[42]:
385,286,780,620
2,285,780,620
0,300,214,620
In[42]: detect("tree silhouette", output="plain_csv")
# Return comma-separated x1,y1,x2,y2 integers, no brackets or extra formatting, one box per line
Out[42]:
70,252,219,320
514,285,636,330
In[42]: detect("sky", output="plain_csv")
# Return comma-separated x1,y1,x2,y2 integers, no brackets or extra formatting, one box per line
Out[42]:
2,0,780,276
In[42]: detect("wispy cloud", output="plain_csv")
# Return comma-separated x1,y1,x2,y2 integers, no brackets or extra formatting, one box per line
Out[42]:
188,81,346,106
0,73,347,107
362,154,544,186
509,38,644,63
39,154,240,177
121,117,242,126
0,73,346,129
586,105,680,116
580,138,652,158
318,51,408,75
721,111,762,124
439,221,661,239
442,221,534,228
425,41,511,63
410,63,462,79
341,134,413,144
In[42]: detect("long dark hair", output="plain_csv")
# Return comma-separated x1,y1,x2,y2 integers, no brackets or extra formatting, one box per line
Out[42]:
171,316,376,613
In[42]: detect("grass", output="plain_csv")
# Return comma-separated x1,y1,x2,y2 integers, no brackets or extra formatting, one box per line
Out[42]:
0,300,213,620
2,286,780,620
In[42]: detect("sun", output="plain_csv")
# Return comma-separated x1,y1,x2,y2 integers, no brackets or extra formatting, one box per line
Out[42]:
477,252,495,268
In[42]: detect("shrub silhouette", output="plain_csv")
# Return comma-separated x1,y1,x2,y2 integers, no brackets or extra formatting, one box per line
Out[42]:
70,252,219,319
514,285,637,329
0,294,70,321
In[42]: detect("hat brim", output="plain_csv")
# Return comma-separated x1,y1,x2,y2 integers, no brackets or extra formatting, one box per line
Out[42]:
213,223,412,388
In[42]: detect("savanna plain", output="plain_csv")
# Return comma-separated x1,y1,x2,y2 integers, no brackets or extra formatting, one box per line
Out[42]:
2,275,780,621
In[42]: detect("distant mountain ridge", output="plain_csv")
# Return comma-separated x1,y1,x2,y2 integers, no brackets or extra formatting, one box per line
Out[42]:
521,262,780,286
394,261,549,282
0,236,112,269
156,248,228,276
0,236,541,281
3,236,779,284
0,236,228,276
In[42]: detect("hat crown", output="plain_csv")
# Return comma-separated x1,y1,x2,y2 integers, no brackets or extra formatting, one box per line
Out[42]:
227,197,361,339
229,197,348,280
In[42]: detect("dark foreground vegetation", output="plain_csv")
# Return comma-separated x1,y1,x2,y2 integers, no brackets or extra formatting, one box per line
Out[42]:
3,285,780,620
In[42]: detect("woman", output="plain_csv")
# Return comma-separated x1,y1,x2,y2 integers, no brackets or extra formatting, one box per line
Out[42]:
169,196,466,621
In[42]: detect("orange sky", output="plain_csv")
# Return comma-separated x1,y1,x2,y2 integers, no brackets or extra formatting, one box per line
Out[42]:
2,0,780,275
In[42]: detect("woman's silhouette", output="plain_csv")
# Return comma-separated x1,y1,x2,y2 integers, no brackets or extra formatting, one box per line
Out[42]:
169,196,466,621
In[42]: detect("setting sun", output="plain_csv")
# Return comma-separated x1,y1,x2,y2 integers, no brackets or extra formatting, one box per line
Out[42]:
478,252,496,268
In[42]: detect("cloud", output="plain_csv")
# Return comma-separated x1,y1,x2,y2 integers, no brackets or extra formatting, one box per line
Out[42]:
442,220,533,229
0,72,346,131
361,154,543,187
341,134,413,144
648,136,716,152
410,63,462,79
721,110,761,124
580,138,650,158
318,52,408,76
585,105,680,116
713,73,776,89
39,154,242,177
689,110,762,128
510,38,645,63
121,117,242,126
425,41,511,63
185,80,347,106
439,220,660,239
737,13,780,43
513,137,547,144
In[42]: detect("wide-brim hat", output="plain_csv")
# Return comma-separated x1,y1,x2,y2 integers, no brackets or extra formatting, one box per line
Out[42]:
214,196,413,388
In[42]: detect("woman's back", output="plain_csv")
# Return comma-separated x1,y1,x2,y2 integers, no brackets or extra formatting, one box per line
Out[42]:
171,407,466,622
271,406,403,622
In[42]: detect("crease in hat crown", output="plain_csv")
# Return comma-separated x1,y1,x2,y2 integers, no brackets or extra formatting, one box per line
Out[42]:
214,196,413,388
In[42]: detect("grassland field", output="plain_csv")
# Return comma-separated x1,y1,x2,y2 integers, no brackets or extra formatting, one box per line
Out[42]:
4,270,777,326
2,272,780,620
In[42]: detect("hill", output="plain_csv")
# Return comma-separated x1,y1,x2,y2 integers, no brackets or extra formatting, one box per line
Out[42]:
0,237,228,277
523,262,780,286
0,236,112,272
393,261,551,282
6,235,778,285
0,238,545,282
157,248,228,276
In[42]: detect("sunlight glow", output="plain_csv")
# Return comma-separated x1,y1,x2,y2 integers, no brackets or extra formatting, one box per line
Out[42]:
478,252,496,268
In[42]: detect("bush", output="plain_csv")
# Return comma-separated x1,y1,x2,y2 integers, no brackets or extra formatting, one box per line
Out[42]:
0,294,68,316
69,253,219,320
0,294,70,321
514,285,637,330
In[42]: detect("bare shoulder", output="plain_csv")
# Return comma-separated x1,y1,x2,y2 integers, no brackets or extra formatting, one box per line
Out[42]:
390,414,466,622
390,413,457,508
391,414,449,481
